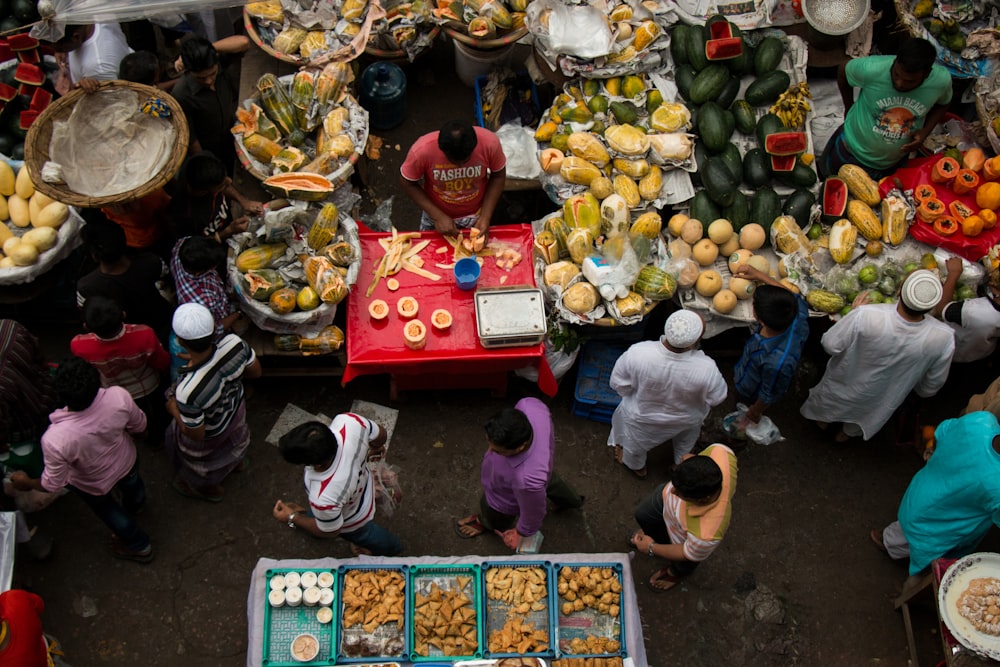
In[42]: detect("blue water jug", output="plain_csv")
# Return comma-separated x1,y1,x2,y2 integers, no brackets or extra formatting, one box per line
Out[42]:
359,62,407,130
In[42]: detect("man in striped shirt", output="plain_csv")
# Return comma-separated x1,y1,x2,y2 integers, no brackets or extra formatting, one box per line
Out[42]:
629,443,738,592
273,416,402,556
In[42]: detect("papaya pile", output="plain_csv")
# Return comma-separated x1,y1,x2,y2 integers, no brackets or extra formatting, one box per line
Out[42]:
246,0,434,62
232,203,357,317
433,0,526,39
232,70,364,201
0,162,72,269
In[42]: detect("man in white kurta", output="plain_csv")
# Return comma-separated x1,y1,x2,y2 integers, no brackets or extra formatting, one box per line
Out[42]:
935,257,1000,363
608,310,728,477
801,270,954,441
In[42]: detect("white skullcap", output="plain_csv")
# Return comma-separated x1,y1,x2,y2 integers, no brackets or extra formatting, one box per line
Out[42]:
663,309,704,348
172,303,215,340
900,270,943,312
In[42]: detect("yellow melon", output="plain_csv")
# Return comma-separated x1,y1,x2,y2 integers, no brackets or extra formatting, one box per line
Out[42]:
692,238,719,266
747,255,771,275
676,258,699,288
695,270,723,297
667,239,692,260
739,223,766,251
729,277,756,300
680,218,703,244
712,289,737,314
667,213,689,237
728,249,753,272
718,235,740,258
707,219,734,244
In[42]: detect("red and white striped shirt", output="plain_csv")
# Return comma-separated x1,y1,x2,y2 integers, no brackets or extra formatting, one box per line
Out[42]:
303,413,378,534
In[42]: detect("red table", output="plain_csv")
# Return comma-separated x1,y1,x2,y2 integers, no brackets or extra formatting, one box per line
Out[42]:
343,224,557,399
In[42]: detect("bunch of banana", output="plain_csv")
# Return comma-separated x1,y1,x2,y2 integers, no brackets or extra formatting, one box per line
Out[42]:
769,82,812,130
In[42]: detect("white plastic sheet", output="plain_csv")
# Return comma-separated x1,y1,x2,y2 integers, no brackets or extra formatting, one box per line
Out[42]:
31,0,246,42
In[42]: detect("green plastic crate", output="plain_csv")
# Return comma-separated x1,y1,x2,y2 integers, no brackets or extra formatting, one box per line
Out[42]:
552,562,627,660
481,561,556,659
337,565,409,663
408,564,483,661
262,568,338,666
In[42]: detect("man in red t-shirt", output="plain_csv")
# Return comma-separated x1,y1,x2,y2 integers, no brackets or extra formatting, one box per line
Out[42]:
399,120,506,237
0,589,49,667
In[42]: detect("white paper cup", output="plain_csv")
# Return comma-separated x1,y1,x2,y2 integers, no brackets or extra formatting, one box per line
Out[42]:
316,571,334,589
300,571,318,589
269,575,286,591
316,607,333,624
268,589,286,607
303,586,321,607
318,588,335,606
284,571,301,589
285,586,302,607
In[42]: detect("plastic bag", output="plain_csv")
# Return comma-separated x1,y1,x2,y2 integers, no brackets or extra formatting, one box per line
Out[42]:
496,124,541,180
526,0,614,59
31,0,245,41
581,241,642,301
722,403,751,441
359,197,394,233
746,417,783,446
369,460,402,518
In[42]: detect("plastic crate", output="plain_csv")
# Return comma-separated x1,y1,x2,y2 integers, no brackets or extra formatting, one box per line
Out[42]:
572,342,627,424
474,72,541,130
337,565,409,663
262,567,338,666
408,564,484,661
552,562,627,660
481,561,557,659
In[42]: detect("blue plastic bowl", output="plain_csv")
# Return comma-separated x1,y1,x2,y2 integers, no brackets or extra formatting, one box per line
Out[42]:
454,257,480,290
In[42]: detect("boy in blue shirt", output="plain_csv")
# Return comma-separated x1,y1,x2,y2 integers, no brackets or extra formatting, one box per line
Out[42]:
732,265,810,426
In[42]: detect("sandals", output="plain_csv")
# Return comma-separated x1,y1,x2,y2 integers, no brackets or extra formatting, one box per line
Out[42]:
455,514,487,539
649,566,685,593
613,445,648,479
171,478,224,503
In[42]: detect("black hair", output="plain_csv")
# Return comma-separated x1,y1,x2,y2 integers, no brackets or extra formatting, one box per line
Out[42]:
672,455,723,502
437,120,477,163
82,295,124,339
81,218,127,264
178,235,225,274
896,38,937,74
279,421,339,466
55,357,101,411
484,408,532,450
753,285,799,332
180,152,227,193
51,24,89,52
900,299,930,317
179,35,219,73
178,334,214,353
118,51,161,85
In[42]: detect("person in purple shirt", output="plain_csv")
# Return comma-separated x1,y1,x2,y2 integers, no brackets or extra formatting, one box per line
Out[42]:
455,397,583,550
10,358,153,564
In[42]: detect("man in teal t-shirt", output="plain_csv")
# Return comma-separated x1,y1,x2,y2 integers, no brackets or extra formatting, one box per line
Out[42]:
819,38,952,179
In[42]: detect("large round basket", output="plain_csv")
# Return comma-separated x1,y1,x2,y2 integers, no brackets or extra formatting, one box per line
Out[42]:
23,81,188,208
244,10,304,65
365,24,441,59
444,25,528,49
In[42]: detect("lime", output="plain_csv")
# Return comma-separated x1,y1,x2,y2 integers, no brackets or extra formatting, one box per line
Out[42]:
840,305,853,317
807,223,822,240
858,265,879,285
868,291,884,304
956,284,976,301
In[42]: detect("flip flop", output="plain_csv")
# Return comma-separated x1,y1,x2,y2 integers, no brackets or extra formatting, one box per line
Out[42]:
649,566,684,593
455,515,487,539
869,529,888,554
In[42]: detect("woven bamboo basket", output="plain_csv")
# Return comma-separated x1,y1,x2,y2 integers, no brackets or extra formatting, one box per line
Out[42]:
244,10,304,65
444,24,528,48
23,81,188,208
365,25,441,59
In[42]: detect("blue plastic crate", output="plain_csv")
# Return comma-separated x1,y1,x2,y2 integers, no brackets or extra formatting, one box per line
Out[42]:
572,342,628,424
336,565,409,663
552,562,627,660
474,72,541,130
262,567,338,666
481,561,557,659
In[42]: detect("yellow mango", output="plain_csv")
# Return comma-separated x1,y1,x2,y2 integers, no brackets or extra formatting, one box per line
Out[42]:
8,194,29,227
0,161,13,197
14,166,34,200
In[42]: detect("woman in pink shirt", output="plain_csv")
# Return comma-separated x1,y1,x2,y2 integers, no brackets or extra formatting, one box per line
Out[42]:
10,358,153,563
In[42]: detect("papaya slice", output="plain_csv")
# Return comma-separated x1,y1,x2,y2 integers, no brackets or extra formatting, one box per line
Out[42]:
917,197,945,223
952,168,980,196
396,295,419,319
369,299,389,320
933,215,959,236
949,200,975,221
931,156,960,184
913,183,937,204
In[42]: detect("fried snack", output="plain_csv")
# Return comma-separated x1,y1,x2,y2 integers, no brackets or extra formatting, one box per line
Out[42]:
412,581,478,656
958,577,1000,635
551,658,625,667
485,566,549,614
488,617,549,654
340,570,406,634
498,659,545,667
568,636,621,655
557,566,622,615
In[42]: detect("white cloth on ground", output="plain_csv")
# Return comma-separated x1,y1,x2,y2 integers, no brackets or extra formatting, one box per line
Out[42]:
607,341,727,467
800,304,955,440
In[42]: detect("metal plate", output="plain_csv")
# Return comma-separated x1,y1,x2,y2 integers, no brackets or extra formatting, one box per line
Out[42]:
802,0,870,35
938,552,1000,660
475,288,546,349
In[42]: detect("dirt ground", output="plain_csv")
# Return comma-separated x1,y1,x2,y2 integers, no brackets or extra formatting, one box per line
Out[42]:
4,34,998,667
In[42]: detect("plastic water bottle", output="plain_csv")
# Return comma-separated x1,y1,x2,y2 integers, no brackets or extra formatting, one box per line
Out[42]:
582,255,629,301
